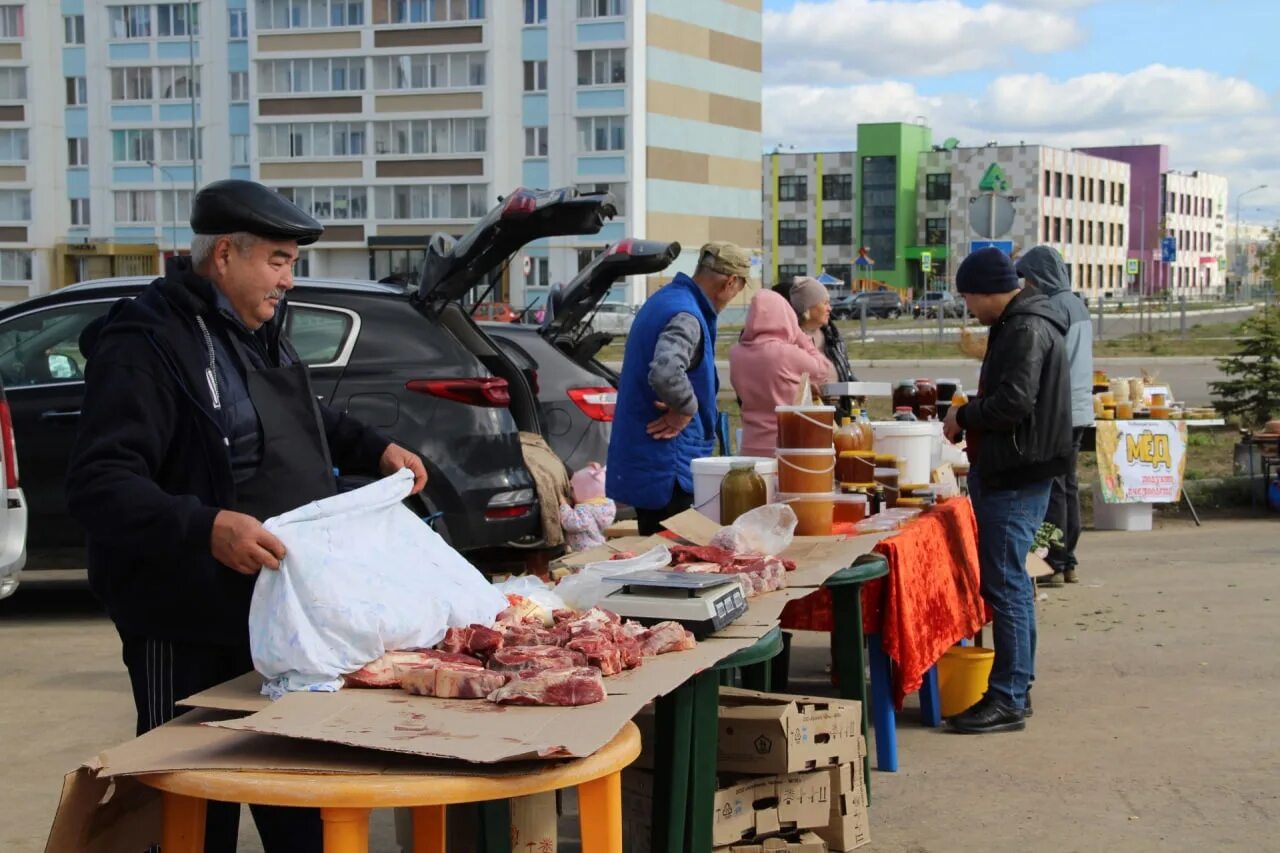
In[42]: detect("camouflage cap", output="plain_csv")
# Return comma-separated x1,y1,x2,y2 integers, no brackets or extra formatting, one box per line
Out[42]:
698,241,751,278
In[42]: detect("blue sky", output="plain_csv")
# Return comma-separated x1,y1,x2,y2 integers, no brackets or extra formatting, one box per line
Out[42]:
760,0,1280,222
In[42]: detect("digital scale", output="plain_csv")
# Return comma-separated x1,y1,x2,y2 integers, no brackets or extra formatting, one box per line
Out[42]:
602,570,748,638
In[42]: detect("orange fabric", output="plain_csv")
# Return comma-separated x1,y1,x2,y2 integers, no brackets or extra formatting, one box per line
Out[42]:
781,498,987,709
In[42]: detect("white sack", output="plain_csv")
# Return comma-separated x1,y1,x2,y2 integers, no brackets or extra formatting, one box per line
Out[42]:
250,469,507,693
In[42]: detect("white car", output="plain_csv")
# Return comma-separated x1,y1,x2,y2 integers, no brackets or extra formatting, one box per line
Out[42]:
0,380,26,600
588,302,637,335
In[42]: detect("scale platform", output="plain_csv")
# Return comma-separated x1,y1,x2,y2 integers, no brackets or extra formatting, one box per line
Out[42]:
823,381,892,398
602,570,748,638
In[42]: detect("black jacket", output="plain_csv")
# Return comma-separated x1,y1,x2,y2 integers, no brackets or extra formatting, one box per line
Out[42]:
957,287,1072,489
66,260,390,646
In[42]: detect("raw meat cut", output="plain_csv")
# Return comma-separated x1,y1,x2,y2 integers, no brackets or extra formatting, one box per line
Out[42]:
552,607,622,644
488,667,607,706
501,624,559,647
670,562,722,574
488,646,587,673
438,625,505,657
639,621,698,656
670,545,737,566
566,636,624,677
609,551,638,560
344,650,481,688
401,663,508,699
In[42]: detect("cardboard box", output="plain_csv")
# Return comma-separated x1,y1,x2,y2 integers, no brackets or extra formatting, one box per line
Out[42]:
814,763,871,851
717,688,861,775
712,769,829,847
714,830,829,853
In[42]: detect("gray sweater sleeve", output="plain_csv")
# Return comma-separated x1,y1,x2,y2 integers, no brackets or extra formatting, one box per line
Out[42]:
647,312,703,416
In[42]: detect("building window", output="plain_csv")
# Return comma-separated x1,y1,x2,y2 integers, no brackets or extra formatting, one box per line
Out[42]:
158,189,194,223
157,3,200,37
777,263,807,281
108,5,152,39
256,0,365,29
778,175,807,202
259,58,366,93
1042,215,1049,242
524,126,548,157
0,68,26,99
68,137,88,166
69,199,91,227
158,66,200,99
1053,171,1062,197
0,249,31,281
925,217,946,246
778,220,807,246
114,190,156,223
111,68,151,101
157,128,202,162
0,5,22,38
373,118,487,155
64,14,85,44
577,49,625,86
824,264,852,287
229,8,248,37
576,182,626,218
66,77,88,106
111,129,155,163
860,155,897,271
276,186,368,220
925,173,951,201
374,52,485,90
576,247,605,271
1052,217,1061,242
0,189,30,221
524,0,547,24
258,122,366,158
822,173,853,201
578,0,625,17
1118,183,1125,205
822,218,852,246
1043,170,1051,196
0,128,26,162
523,60,547,92
526,256,550,289
577,116,625,152
230,133,249,163
371,0,485,24
1065,218,1073,244
373,184,490,220
1067,174,1074,200
229,71,249,102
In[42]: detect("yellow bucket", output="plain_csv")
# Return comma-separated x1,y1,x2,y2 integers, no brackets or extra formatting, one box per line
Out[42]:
938,646,995,717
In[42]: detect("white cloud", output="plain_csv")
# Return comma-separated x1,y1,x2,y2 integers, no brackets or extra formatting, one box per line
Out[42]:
763,0,1084,82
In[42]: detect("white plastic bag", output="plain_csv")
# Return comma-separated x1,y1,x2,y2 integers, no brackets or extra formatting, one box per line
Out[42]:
250,470,507,694
709,503,797,555
555,545,671,610
492,575,568,625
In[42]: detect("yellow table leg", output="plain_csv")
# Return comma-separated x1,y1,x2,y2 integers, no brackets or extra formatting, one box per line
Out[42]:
577,773,622,853
412,804,447,853
321,806,370,853
161,791,206,853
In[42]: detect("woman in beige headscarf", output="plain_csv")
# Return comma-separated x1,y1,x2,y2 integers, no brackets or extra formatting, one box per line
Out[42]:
787,276,837,381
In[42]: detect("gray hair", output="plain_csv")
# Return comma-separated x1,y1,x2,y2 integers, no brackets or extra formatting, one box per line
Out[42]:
190,232,261,269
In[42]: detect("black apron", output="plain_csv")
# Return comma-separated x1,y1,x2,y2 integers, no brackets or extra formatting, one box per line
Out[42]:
224,331,337,520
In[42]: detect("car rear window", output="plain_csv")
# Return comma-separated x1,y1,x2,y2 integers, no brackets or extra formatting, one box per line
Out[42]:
287,305,353,366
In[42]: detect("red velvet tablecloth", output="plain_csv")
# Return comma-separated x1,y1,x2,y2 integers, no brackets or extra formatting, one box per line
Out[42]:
781,498,987,709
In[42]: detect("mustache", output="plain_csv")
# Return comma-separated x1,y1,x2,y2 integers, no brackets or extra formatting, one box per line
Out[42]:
267,288,287,300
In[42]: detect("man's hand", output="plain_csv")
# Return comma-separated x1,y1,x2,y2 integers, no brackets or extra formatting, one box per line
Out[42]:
380,443,428,494
647,401,693,440
943,403,964,442
211,510,287,575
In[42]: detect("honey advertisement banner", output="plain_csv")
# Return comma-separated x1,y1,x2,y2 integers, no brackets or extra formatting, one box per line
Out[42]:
1095,420,1188,504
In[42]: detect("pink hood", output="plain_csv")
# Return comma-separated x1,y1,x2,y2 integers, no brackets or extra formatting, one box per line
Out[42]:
729,291,834,457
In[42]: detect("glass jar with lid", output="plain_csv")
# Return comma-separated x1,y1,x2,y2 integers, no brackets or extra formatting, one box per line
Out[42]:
720,461,767,524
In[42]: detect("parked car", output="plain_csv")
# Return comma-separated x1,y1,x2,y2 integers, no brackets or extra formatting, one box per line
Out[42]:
471,301,520,323
0,186,617,571
913,291,965,319
0,374,26,599
586,302,637,335
484,238,680,472
833,290,905,320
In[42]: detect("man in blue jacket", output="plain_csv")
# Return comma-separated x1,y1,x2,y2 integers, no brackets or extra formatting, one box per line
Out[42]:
607,242,750,534
66,180,426,852
1017,246,1094,585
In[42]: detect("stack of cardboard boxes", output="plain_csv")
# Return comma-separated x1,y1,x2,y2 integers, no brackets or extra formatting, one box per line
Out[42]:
626,688,871,853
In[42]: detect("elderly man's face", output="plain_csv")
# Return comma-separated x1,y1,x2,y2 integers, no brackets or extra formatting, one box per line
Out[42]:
211,236,299,329
711,273,747,313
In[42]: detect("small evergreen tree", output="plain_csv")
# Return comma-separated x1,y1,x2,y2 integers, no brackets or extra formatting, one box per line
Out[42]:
1211,309,1280,428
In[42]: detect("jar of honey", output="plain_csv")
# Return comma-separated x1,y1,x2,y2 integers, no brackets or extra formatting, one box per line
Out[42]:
1116,401,1133,419
892,380,918,414
779,493,836,536
837,450,876,483
776,448,836,493
834,418,861,455
833,493,869,525
1151,392,1167,407
913,378,938,420
720,461,767,524
775,405,836,449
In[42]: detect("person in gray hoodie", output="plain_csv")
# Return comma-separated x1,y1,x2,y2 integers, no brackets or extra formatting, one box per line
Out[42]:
1015,245,1094,585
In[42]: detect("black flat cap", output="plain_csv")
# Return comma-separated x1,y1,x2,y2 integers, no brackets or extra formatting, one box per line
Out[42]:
190,179,324,245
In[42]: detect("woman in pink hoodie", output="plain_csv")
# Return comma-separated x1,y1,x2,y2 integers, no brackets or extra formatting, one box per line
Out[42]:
730,289,833,457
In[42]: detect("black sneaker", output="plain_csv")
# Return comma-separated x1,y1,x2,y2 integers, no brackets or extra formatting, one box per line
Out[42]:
1063,569,1079,584
947,694,1026,734
1036,573,1064,587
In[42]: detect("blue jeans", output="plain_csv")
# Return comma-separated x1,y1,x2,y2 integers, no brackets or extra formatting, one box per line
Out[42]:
967,467,1052,711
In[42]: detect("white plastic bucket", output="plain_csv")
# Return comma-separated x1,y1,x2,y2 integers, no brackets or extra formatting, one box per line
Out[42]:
870,421,941,485
691,456,779,524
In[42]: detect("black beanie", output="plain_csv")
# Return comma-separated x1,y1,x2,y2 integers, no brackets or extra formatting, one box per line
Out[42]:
956,247,1019,294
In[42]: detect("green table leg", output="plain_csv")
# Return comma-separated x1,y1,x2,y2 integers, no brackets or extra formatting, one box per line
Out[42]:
740,659,772,692
652,684,695,853
830,582,872,805
477,799,511,853
686,670,721,853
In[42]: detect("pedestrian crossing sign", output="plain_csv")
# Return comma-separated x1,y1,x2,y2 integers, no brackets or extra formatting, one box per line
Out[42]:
1126,258,1139,275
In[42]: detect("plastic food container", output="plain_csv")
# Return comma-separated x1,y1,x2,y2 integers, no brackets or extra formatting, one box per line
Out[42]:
871,420,942,485
691,456,778,523
776,492,868,535
836,450,876,483
775,404,836,449
776,447,836,493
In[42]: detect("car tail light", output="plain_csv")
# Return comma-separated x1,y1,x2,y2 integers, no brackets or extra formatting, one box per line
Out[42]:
567,387,617,422
0,400,16,489
607,239,635,257
485,488,535,521
501,189,537,217
406,378,511,407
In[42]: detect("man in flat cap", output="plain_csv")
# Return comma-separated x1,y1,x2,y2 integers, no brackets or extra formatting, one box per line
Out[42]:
607,241,750,534
66,180,427,852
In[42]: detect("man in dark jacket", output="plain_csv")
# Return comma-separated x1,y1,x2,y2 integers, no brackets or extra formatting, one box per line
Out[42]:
942,247,1072,734
66,180,427,852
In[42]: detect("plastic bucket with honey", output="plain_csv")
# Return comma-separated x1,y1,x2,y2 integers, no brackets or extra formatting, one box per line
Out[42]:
776,492,836,536
776,447,836,493
836,450,876,483
775,405,836,449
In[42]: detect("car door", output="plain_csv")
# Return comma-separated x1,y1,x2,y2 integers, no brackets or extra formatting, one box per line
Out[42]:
0,299,116,550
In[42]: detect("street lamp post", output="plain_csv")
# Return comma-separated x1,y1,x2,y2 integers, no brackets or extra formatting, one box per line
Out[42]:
1235,184,1267,300
148,160,181,256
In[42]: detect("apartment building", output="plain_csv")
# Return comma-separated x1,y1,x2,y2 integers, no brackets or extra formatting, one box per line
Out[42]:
761,150,857,288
